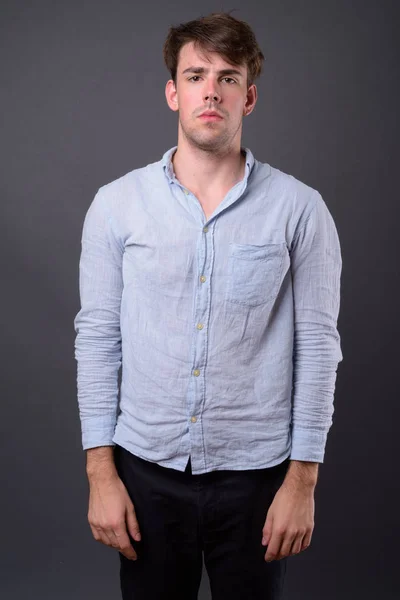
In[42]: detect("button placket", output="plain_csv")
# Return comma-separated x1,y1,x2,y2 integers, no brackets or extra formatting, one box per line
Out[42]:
189,218,214,464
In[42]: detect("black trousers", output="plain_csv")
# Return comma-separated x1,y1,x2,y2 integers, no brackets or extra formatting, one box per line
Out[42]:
113,444,290,600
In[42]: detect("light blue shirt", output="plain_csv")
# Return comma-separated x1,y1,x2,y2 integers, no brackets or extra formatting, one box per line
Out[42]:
73,145,343,474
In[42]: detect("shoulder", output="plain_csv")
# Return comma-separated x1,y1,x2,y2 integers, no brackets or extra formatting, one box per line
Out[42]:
94,156,162,213
99,159,158,197
254,158,324,225
271,163,319,211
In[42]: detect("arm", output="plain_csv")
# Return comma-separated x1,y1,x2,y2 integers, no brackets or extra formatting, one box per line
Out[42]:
73,190,140,561
288,191,343,465
261,192,343,562
74,188,124,454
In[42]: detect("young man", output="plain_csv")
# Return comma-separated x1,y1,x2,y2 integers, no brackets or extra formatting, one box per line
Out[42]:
74,12,343,600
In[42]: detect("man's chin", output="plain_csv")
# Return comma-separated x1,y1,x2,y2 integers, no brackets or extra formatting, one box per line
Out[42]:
185,132,229,152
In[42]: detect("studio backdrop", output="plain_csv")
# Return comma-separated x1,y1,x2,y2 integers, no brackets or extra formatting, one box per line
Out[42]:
1,1,398,599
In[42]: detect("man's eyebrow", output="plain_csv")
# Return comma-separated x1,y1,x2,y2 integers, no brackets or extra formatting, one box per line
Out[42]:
181,66,244,77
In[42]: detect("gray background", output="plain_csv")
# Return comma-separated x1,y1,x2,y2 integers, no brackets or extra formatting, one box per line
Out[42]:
1,0,399,598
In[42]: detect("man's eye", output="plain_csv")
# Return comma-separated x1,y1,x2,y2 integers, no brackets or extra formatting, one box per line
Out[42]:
187,76,236,83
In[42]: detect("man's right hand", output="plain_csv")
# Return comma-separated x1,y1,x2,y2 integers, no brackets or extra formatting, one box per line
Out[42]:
86,449,141,561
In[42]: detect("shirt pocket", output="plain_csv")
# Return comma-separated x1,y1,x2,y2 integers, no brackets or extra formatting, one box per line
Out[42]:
225,242,287,308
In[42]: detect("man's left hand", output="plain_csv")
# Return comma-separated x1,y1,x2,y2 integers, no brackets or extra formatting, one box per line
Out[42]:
261,478,315,562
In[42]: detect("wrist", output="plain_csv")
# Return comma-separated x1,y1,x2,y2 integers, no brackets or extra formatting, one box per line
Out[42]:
284,459,319,489
85,446,117,480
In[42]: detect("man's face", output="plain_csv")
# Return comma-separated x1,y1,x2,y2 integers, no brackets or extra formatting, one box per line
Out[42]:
165,41,257,152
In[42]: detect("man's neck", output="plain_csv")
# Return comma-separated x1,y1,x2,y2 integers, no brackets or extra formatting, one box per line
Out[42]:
171,141,246,198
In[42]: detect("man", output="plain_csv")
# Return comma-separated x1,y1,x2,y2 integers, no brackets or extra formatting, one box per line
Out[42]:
74,11,343,600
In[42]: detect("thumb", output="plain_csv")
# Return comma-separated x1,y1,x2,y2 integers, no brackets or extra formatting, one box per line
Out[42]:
262,513,273,546
126,504,141,542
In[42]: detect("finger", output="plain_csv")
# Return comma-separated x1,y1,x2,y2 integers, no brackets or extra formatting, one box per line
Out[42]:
289,533,304,556
301,530,313,551
93,521,137,561
261,514,273,546
105,523,137,559
126,504,142,542
264,531,284,562
105,526,123,549
90,523,114,547
276,532,296,560
113,527,138,561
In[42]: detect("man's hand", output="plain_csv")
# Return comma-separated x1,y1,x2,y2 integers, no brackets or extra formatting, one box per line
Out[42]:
261,476,315,562
87,472,142,561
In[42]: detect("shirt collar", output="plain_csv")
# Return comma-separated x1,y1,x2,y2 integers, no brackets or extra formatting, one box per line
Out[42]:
161,145,255,184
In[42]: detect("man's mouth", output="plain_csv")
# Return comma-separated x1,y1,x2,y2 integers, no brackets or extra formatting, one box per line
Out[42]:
199,112,223,121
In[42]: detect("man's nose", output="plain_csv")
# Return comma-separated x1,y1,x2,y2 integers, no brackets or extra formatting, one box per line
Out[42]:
204,89,221,103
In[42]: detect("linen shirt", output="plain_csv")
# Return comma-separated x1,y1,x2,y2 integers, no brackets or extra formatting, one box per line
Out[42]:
73,145,343,475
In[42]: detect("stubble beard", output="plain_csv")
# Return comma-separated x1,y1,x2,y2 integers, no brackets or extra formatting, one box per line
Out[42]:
179,115,233,154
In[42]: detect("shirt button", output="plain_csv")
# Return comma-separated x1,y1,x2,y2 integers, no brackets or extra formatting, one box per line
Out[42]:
200,275,206,283
190,416,197,423
203,226,208,233
197,323,204,330
193,369,200,376
184,189,189,195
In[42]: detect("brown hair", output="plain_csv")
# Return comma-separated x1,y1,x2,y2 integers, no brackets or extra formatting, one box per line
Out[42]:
163,11,265,89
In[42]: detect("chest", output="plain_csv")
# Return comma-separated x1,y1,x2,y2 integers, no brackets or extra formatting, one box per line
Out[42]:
197,195,226,221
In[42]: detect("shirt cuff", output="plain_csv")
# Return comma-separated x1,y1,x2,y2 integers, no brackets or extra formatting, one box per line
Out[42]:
289,427,328,463
81,425,117,451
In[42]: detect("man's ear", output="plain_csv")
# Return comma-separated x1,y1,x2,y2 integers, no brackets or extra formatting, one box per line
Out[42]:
165,80,179,112
243,84,258,117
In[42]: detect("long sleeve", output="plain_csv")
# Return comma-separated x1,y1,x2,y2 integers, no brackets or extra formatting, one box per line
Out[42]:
73,189,124,450
289,192,343,463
